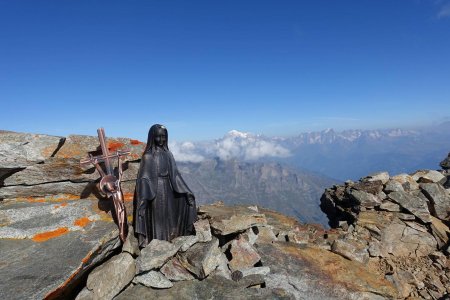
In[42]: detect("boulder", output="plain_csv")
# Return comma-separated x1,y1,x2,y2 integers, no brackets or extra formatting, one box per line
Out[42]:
0,196,122,300
198,204,267,235
420,183,450,221
331,239,369,264
388,191,432,223
133,271,173,289
171,235,199,252
228,237,261,272
135,239,181,274
362,172,390,185
86,252,136,300
391,174,419,191
193,218,212,242
411,170,446,183
384,179,404,193
160,257,195,281
177,238,222,279
347,189,382,208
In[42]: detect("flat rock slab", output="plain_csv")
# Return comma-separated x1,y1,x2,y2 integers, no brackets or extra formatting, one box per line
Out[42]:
420,183,450,221
258,242,397,300
0,197,121,300
0,131,63,169
198,204,267,235
87,252,136,300
136,239,181,274
115,275,288,300
388,191,432,223
133,271,173,289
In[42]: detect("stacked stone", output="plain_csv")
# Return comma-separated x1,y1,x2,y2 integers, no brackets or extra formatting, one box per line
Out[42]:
320,169,450,298
75,204,279,300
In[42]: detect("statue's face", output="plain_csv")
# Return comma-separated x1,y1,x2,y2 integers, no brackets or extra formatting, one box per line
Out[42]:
154,128,167,147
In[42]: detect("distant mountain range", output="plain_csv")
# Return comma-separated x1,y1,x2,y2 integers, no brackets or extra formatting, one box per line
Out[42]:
171,122,450,181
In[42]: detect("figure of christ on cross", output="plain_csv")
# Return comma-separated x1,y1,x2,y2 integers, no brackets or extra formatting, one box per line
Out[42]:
80,128,130,242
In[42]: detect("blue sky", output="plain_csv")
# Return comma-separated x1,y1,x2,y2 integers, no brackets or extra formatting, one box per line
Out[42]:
1,1,449,141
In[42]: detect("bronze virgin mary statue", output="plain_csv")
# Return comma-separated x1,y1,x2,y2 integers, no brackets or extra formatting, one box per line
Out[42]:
134,124,197,247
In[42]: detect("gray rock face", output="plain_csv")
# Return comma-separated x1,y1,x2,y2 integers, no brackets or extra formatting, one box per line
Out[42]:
0,197,121,300
86,252,136,300
420,183,450,221
348,189,382,208
160,257,195,281
0,131,63,169
177,238,222,279
388,191,432,223
136,239,181,274
133,271,173,288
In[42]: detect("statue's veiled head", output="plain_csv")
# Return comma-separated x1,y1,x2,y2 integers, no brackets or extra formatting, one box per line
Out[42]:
145,124,169,153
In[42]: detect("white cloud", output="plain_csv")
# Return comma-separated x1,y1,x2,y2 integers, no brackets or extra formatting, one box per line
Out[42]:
170,130,291,162
169,141,205,163
213,130,291,160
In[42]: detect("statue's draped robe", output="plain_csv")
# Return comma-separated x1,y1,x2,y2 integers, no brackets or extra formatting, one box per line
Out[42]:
134,148,197,247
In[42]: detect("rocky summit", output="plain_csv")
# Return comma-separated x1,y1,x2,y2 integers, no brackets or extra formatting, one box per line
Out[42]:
1,130,450,299
321,168,450,299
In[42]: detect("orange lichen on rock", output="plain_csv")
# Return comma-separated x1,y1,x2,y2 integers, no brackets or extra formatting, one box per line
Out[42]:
25,197,46,203
130,139,144,145
123,193,134,202
74,217,91,227
32,227,69,242
107,141,125,152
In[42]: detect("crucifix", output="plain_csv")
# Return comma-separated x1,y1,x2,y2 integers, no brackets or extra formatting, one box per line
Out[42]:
80,128,130,242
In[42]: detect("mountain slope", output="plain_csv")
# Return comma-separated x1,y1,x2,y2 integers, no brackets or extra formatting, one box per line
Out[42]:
179,158,337,225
